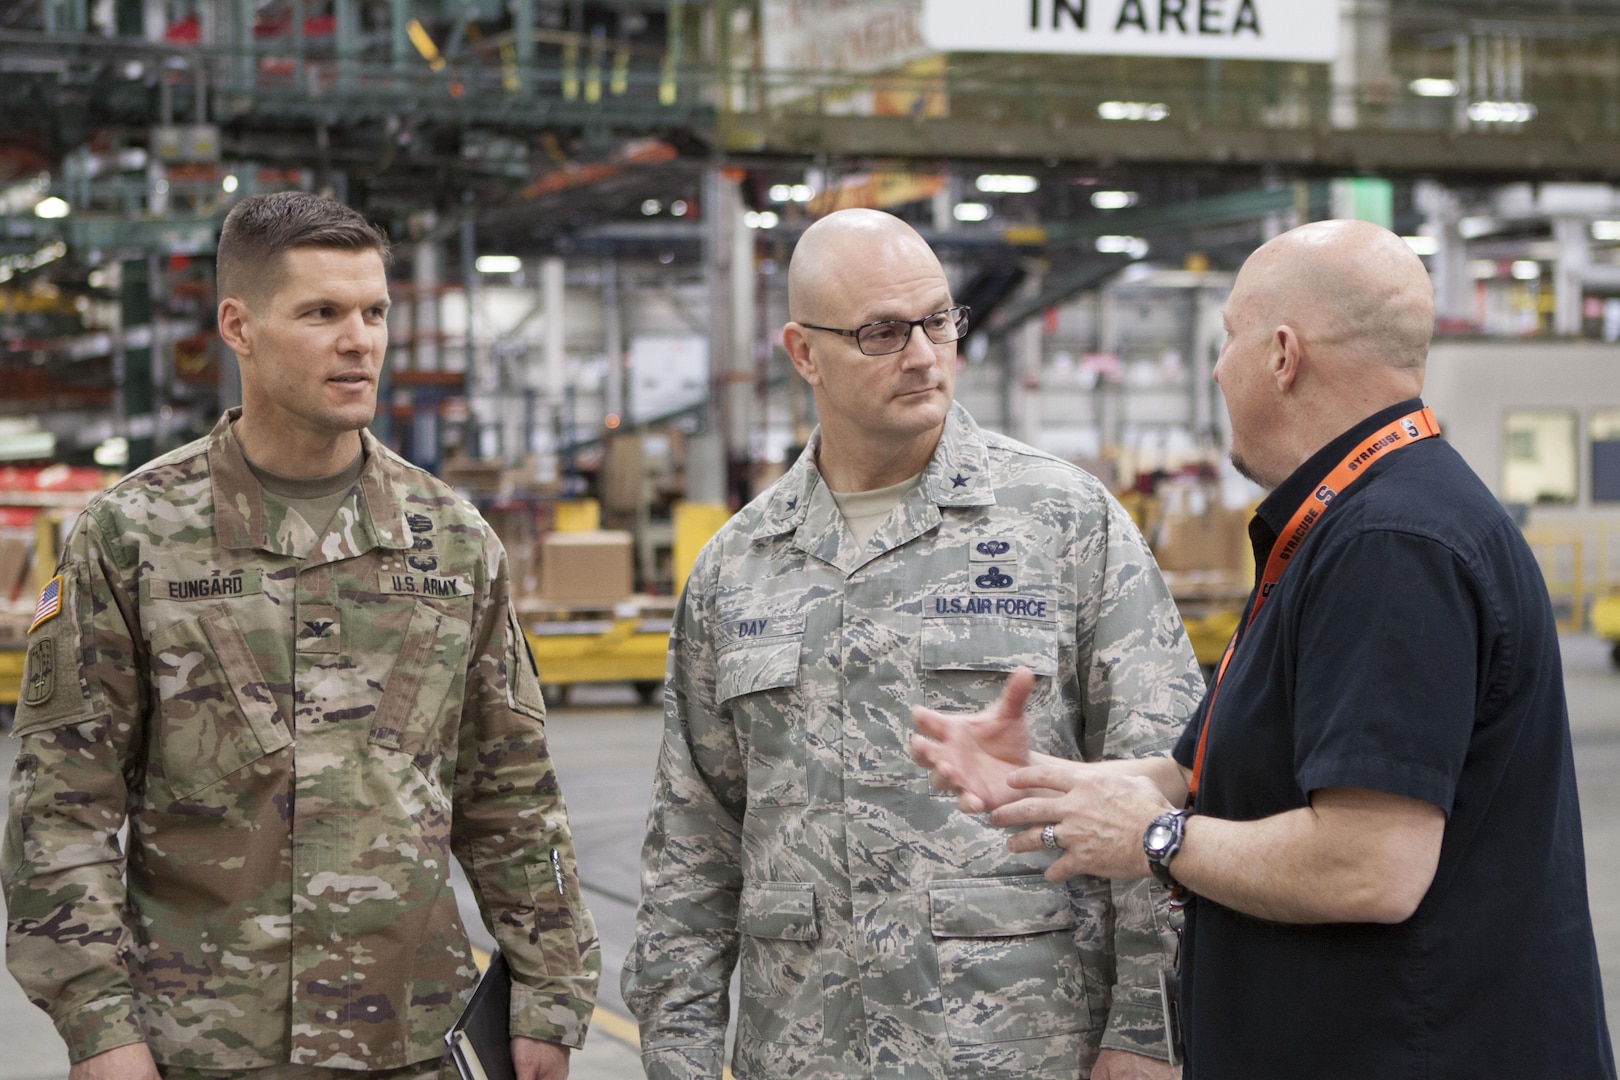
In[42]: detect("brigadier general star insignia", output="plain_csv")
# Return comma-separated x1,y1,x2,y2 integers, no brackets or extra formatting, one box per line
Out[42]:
28,574,62,634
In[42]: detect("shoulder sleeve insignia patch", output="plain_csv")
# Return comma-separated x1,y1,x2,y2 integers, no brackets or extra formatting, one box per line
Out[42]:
21,637,55,706
28,574,62,634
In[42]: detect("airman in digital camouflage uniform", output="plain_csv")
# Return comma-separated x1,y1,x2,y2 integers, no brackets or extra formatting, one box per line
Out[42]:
2,192,597,1080
622,209,1204,1079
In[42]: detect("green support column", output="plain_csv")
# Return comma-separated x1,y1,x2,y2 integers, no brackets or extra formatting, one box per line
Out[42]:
335,0,359,92
511,0,535,95
121,257,156,468
391,0,410,72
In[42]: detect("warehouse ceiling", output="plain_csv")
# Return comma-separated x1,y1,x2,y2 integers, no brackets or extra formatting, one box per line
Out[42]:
0,0,1618,269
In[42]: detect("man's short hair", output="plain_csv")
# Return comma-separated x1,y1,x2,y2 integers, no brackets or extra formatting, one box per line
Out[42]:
217,191,391,306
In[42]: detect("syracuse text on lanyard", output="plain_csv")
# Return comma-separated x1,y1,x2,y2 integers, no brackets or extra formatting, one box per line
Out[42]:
1187,407,1442,806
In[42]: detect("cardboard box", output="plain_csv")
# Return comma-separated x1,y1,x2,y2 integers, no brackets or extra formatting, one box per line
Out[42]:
1155,507,1249,573
538,530,634,603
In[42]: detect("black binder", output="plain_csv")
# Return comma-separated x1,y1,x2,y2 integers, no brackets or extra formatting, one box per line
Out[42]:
445,949,516,1080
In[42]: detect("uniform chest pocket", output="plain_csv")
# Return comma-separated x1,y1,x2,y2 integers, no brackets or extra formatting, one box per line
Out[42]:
716,632,806,808
149,603,293,802
921,616,1059,715
930,876,1089,1048
367,599,474,764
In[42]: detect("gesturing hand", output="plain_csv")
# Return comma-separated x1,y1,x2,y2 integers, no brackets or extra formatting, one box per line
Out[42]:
910,667,1036,813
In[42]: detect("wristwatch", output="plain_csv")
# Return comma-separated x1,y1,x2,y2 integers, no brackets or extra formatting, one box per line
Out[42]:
1143,809,1193,890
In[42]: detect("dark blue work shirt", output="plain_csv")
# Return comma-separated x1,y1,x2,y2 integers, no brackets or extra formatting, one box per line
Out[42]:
1172,398,1615,1080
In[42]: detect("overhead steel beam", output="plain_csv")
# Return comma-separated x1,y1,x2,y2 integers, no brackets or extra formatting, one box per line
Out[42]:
719,112,1620,180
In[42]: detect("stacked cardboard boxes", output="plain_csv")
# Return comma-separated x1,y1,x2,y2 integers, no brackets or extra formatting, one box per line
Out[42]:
537,530,635,605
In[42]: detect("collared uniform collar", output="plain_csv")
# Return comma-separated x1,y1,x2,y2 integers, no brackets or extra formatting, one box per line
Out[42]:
749,401,996,570
1252,397,1426,545
207,408,413,556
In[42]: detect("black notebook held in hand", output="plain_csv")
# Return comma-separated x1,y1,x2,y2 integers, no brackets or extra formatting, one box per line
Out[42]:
446,949,515,1080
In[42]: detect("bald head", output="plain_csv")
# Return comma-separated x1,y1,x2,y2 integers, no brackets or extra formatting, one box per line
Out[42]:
788,209,943,325
1238,219,1434,372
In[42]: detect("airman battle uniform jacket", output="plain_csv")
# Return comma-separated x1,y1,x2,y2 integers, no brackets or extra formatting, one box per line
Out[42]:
3,410,599,1069
623,403,1203,1078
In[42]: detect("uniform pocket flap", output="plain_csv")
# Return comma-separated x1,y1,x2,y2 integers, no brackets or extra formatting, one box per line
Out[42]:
929,877,1076,938
739,881,819,941
920,618,1059,677
716,638,802,704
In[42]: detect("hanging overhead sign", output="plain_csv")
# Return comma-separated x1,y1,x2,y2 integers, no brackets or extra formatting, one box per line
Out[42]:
922,0,1340,63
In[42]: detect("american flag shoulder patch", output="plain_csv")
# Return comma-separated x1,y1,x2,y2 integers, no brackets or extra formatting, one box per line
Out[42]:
29,575,62,634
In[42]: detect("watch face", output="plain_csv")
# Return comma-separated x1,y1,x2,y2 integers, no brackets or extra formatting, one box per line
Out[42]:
1146,824,1173,850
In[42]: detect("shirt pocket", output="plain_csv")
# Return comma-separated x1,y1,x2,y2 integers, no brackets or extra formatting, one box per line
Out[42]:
522,859,589,978
929,876,1089,1047
148,603,294,802
367,598,474,766
737,880,823,1047
921,615,1060,715
716,633,807,808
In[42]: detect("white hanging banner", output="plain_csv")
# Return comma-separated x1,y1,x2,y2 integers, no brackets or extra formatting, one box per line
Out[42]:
922,0,1340,63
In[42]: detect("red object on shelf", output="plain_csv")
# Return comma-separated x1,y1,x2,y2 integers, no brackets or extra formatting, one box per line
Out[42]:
0,465,108,493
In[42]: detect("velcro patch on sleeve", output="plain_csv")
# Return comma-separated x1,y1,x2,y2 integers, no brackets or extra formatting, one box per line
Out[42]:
28,575,62,634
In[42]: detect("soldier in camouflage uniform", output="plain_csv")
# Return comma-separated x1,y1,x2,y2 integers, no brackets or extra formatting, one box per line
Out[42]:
2,192,598,1080
622,209,1203,1079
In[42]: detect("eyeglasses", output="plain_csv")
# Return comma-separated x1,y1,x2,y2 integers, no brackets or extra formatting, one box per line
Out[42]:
799,305,971,356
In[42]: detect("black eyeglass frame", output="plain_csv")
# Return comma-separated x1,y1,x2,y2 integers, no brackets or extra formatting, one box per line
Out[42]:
798,305,971,356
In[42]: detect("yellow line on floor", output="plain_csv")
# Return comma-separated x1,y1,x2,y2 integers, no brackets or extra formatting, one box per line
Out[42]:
589,1006,642,1047
472,944,734,1078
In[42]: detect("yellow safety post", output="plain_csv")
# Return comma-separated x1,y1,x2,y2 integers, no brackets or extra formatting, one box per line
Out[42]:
673,502,731,594
553,499,601,532
33,510,60,591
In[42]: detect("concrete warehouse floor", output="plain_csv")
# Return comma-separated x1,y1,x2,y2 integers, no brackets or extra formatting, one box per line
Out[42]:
4,633,1620,1078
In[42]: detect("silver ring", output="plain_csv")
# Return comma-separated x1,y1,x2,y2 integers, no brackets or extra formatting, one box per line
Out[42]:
1040,824,1059,850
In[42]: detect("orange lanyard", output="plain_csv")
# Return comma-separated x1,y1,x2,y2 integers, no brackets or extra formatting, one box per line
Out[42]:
1186,407,1441,805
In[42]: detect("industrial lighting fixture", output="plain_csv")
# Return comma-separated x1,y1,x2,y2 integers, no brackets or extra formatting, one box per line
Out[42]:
474,255,522,274
1409,78,1459,98
1091,191,1138,210
1098,101,1169,122
0,430,54,462
94,436,129,468
1096,235,1149,259
1403,236,1440,256
953,202,991,222
407,19,446,72
1459,216,1496,239
670,199,689,217
975,174,1039,194
221,174,239,193
34,196,69,219
1511,259,1541,280
743,210,780,229
1468,101,1536,124
1592,221,1620,241
641,199,662,216
768,183,815,203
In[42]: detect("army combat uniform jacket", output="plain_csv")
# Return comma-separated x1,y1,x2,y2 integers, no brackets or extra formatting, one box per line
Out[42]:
3,411,599,1069
623,403,1204,1079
